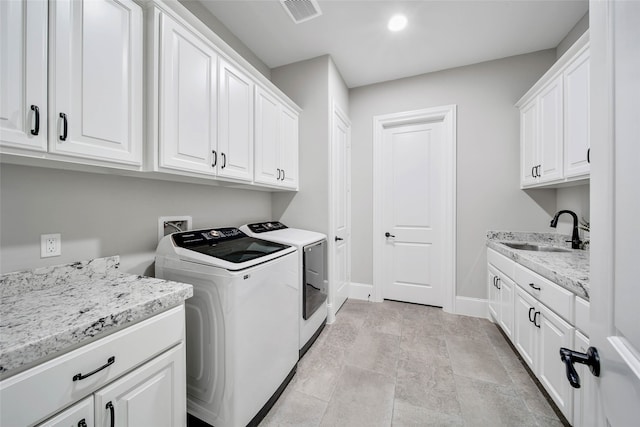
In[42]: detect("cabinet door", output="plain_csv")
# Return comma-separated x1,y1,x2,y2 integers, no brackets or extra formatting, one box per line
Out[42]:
499,274,515,341
37,396,94,427
94,344,186,427
513,286,537,370
0,0,47,152
279,105,299,190
564,49,590,178
159,13,217,175
520,100,538,187
538,303,574,423
538,75,564,183
218,59,253,181
50,0,142,165
254,86,280,186
487,266,500,322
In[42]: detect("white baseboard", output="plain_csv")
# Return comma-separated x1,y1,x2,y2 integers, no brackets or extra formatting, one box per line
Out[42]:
452,296,489,319
349,282,374,301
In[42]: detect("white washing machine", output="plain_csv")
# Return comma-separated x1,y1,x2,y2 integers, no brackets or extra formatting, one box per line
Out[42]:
240,222,327,357
155,227,298,427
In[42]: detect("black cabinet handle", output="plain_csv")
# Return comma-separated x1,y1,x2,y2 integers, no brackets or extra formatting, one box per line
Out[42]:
212,150,217,168
587,148,590,164
335,236,344,241
277,168,281,180
529,283,541,291
496,277,501,290
559,347,600,389
221,152,226,169
72,356,115,381
533,311,541,328
59,112,68,141
492,277,497,288
78,419,87,427
281,169,285,181
30,105,40,135
531,166,535,178
528,307,535,322
385,232,396,238
106,402,115,427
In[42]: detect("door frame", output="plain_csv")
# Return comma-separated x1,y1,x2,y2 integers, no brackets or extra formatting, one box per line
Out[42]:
372,105,456,313
328,100,351,323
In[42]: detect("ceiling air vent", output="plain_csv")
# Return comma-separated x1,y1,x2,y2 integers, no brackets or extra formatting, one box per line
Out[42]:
280,0,322,24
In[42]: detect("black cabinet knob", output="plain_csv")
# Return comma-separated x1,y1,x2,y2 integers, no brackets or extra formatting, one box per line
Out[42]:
559,347,600,389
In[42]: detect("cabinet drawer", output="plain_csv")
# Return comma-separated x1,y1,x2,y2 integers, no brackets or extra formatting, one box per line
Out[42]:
514,263,574,322
487,248,515,279
575,297,590,336
0,305,185,427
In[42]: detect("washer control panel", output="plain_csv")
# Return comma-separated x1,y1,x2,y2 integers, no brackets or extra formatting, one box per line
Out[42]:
246,222,288,233
172,227,244,248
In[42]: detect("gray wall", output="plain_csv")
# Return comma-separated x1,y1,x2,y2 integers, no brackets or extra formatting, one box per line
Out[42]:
177,0,271,79
0,164,271,275
348,50,559,299
269,55,349,235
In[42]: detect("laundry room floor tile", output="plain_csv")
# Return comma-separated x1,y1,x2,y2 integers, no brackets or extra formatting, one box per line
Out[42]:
252,299,568,427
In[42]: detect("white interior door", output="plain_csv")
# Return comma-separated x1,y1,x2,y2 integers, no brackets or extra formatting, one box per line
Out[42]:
590,1,640,425
331,104,351,317
381,121,444,306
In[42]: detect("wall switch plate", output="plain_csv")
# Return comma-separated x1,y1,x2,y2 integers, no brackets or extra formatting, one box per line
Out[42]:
158,216,193,243
41,234,61,258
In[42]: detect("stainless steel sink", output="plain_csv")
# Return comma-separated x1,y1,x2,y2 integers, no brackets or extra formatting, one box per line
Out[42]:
500,242,571,253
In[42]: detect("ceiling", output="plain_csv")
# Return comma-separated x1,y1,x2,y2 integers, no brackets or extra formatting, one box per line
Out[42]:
199,0,588,88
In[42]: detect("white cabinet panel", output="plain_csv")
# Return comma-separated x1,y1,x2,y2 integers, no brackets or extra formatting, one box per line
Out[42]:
95,344,186,427
513,285,537,370
538,303,574,421
279,105,299,189
38,396,94,427
488,266,500,322
159,13,217,174
564,50,591,178
50,0,142,165
538,75,564,183
254,87,280,186
499,274,515,339
0,0,47,152
218,59,253,181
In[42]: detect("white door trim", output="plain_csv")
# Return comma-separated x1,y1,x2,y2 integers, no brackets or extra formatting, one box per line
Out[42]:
372,105,456,313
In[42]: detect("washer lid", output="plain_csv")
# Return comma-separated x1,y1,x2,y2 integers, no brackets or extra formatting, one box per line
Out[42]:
170,227,295,270
240,223,326,246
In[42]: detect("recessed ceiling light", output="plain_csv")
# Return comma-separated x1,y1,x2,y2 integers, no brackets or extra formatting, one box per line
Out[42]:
388,14,407,32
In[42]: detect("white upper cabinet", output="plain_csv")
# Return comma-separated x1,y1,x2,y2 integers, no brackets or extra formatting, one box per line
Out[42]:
538,75,564,183
0,0,48,152
563,49,591,178
254,86,299,189
517,32,590,188
158,12,217,175
49,0,143,165
218,59,254,182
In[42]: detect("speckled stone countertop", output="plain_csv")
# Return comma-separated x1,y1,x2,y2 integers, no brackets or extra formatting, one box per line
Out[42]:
487,231,590,300
0,256,193,378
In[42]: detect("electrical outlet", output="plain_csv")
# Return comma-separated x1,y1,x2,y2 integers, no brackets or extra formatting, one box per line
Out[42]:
41,234,61,258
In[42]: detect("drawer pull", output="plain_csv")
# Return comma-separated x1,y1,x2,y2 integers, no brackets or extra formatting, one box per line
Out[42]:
72,356,115,381
529,283,541,291
528,307,535,322
106,401,115,427
533,311,541,328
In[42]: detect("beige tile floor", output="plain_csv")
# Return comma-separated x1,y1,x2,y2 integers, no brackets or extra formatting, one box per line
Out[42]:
259,299,569,427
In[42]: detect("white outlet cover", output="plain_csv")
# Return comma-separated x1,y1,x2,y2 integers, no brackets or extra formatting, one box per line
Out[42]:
158,216,193,243
41,233,61,258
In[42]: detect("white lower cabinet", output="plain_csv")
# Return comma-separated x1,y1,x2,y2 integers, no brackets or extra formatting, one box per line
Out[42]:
487,264,514,340
1,306,186,427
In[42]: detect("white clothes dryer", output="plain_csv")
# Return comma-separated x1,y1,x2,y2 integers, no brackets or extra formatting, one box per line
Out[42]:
240,222,327,357
155,227,298,427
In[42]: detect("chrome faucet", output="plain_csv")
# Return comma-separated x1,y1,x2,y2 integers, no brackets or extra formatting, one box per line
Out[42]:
550,210,582,249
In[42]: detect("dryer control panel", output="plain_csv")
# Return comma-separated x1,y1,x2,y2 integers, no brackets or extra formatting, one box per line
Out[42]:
246,222,288,233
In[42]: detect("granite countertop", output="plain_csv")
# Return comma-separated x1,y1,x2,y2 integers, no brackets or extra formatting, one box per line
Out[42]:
0,256,193,378
486,231,590,300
